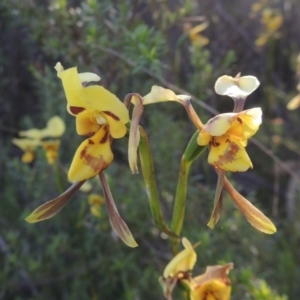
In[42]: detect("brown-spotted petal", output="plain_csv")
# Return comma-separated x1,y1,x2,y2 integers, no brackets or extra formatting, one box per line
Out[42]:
68,125,113,181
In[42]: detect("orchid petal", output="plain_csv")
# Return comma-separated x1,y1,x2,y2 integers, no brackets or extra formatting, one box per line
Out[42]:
99,172,138,248
215,75,260,98
78,72,100,83
224,177,276,234
25,181,85,223
142,86,190,105
190,263,233,300
68,125,113,181
103,112,127,139
57,66,88,109
163,238,198,279
208,137,253,172
75,110,100,136
12,138,40,151
81,85,129,125
43,116,66,137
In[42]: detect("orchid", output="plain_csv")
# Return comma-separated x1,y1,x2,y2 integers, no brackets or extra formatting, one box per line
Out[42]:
25,63,137,248
12,116,65,165
54,62,129,181
197,108,262,172
159,237,233,300
190,264,233,300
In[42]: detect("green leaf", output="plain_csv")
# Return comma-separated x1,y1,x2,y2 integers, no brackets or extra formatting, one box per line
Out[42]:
139,126,178,239
184,130,207,163
25,181,85,223
99,172,138,248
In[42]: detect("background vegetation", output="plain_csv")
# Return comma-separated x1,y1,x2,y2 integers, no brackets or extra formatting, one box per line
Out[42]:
1,0,300,299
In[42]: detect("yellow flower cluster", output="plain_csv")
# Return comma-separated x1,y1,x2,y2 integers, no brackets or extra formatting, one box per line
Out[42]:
12,116,65,164
160,238,233,300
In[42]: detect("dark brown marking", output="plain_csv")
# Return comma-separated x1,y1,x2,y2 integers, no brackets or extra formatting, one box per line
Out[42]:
210,137,220,147
80,147,109,173
215,141,240,168
100,127,109,144
88,139,95,145
70,106,85,115
237,117,243,124
103,111,120,121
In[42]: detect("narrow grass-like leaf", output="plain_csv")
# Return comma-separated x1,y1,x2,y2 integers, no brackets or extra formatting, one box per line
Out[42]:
139,126,178,238
224,177,276,234
99,172,138,248
25,181,85,223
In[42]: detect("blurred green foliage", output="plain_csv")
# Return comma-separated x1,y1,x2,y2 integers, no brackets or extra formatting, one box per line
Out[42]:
1,0,300,299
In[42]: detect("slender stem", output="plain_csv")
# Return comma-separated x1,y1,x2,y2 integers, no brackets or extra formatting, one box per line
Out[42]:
139,127,178,238
182,100,204,130
171,156,191,254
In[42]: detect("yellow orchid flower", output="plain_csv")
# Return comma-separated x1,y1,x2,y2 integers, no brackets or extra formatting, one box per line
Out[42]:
41,140,61,165
190,263,233,300
13,116,65,165
88,194,105,217
184,21,210,47
163,237,198,279
54,62,129,181
197,108,262,172
160,238,233,300
12,138,40,163
159,238,199,299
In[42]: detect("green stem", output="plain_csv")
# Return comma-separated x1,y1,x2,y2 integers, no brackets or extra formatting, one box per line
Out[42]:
171,156,191,254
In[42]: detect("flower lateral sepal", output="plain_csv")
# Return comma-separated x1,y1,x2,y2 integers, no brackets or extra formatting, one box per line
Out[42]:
25,181,86,223
99,172,138,248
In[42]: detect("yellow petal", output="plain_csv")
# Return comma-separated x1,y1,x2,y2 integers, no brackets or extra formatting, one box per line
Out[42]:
197,130,211,146
41,140,61,164
88,194,105,205
103,112,127,139
190,263,233,300
75,110,100,135
19,128,45,140
287,94,300,110
43,116,66,137
142,86,190,105
54,62,64,74
68,125,113,181
163,237,198,278
189,22,209,35
79,180,93,192
12,138,40,151
208,137,253,172
22,151,35,163
215,75,260,98
57,66,88,109
202,113,234,136
231,107,262,140
80,85,129,125
90,205,101,217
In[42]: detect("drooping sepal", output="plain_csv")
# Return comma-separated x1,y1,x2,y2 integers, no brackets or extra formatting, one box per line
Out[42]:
25,181,85,223
99,172,138,248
